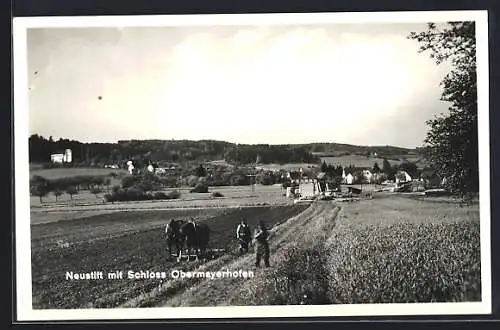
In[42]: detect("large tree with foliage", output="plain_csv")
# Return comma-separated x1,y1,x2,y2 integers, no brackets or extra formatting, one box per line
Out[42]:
408,22,478,195
30,178,50,203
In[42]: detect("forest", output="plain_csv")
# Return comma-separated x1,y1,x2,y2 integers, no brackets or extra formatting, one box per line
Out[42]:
29,134,416,168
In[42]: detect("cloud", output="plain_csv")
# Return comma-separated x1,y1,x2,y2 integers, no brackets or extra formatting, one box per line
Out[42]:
28,24,451,147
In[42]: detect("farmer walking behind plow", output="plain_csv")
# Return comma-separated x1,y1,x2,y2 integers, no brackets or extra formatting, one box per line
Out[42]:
236,218,252,253
253,221,270,268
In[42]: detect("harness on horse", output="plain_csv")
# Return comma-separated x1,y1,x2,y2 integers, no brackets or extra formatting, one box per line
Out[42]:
167,231,178,240
166,222,180,241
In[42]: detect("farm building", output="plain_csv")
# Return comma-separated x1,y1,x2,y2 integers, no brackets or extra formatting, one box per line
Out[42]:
371,172,386,183
348,186,362,195
420,168,442,189
285,168,317,184
50,149,72,164
361,169,373,183
287,171,302,182
104,164,120,169
312,172,341,196
344,173,354,184
395,170,412,185
155,167,167,175
298,182,315,197
126,160,135,174
50,154,64,163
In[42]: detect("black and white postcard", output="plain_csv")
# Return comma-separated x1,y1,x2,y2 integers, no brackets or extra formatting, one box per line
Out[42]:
13,10,491,321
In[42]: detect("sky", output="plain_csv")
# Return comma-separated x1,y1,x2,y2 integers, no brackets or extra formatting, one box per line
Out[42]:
26,22,453,148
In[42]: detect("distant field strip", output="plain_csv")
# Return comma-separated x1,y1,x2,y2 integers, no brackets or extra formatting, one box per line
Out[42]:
30,167,126,179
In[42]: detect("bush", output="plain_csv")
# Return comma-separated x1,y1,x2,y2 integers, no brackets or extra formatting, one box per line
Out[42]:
104,193,117,203
231,174,248,186
153,192,168,200
167,190,181,199
137,180,154,192
65,186,78,200
187,175,200,187
159,176,177,188
256,173,276,185
53,189,64,201
90,186,103,198
30,181,50,203
190,183,209,193
126,187,146,200
121,175,141,189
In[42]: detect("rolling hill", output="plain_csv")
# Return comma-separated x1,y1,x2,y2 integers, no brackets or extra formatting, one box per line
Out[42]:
29,134,422,167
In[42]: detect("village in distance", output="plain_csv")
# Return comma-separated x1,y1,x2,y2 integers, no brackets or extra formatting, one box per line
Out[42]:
30,137,443,205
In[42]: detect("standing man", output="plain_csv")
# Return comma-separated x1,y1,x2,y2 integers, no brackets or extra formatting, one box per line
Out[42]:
236,218,251,253
253,221,270,268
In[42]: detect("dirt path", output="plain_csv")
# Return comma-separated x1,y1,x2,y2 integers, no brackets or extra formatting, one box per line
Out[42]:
116,201,340,307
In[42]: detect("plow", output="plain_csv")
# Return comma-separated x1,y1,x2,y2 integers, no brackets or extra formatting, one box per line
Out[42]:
168,248,227,262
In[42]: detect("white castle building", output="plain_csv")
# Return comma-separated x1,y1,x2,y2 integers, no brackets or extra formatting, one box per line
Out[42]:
50,149,72,164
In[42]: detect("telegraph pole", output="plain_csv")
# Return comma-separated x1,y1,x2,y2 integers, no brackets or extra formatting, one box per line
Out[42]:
299,167,303,196
252,157,257,194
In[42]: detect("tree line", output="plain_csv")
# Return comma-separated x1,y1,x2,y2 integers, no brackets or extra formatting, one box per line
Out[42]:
29,135,320,167
29,174,112,202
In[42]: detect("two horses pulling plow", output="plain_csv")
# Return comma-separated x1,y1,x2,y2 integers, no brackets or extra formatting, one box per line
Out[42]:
165,218,224,262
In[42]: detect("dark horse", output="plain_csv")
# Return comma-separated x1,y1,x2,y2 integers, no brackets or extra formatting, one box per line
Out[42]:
165,218,186,259
178,220,210,262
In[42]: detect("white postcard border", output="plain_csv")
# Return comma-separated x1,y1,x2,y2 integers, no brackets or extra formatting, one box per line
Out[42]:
13,10,491,321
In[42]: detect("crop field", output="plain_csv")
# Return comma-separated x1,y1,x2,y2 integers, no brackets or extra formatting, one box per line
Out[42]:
324,196,481,303
31,204,309,309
